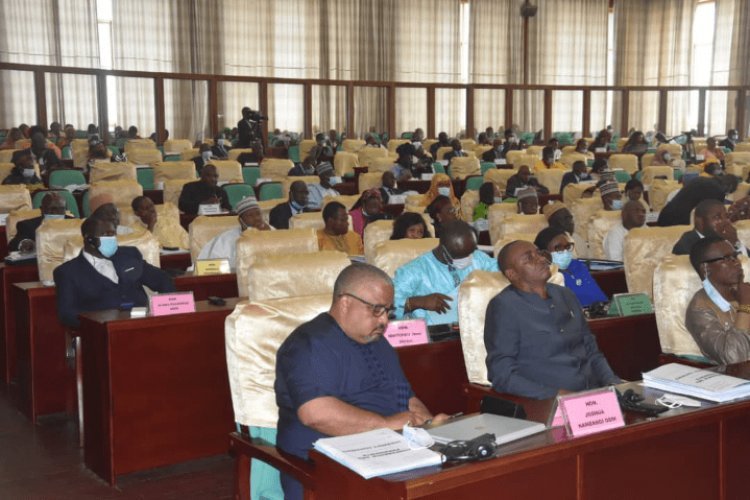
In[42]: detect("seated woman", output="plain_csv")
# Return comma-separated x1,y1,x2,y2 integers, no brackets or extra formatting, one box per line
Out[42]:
700,137,725,163
426,195,458,238
686,236,750,365
621,131,648,155
317,201,364,256
624,178,649,211
349,188,388,237
422,173,460,211
473,182,500,221
390,212,432,240
573,138,595,159
534,226,608,308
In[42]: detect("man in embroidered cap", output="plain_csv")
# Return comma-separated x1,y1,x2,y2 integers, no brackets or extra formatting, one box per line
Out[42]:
543,201,575,235
197,196,271,270
306,161,339,210
516,187,539,215
599,181,623,211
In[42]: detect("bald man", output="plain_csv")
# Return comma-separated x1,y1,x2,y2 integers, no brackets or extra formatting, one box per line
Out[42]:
8,192,68,252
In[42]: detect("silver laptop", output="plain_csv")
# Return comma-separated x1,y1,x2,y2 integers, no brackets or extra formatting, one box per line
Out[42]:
428,413,546,445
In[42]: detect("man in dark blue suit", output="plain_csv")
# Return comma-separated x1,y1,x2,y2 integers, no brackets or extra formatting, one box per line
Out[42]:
53,217,175,328
8,192,69,252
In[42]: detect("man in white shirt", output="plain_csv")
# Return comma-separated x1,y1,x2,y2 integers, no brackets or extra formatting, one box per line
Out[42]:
306,162,339,210
603,200,647,261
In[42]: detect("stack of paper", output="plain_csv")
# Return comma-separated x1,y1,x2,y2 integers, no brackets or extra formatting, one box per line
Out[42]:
313,428,442,479
643,363,750,403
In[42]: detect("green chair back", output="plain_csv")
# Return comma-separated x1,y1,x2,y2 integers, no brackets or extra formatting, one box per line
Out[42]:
615,170,632,183
48,169,86,189
242,166,261,186
82,190,91,217
288,145,300,163
480,162,495,175
465,175,485,191
258,182,283,201
107,145,120,157
432,162,446,174
32,190,80,218
223,183,255,210
62,146,72,160
136,167,155,190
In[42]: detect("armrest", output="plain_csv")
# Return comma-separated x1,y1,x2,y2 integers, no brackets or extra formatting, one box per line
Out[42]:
462,383,555,423
229,431,315,489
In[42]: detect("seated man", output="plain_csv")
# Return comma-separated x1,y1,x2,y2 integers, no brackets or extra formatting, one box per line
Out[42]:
686,236,750,364
316,201,363,256
53,217,175,328
673,199,746,256
8,192,68,252
306,162,339,210
484,240,620,399
379,171,403,204
516,187,539,215
543,201,575,235
560,160,592,192
90,200,134,236
599,181,623,211
130,196,189,250
2,150,43,185
198,196,271,270
288,146,320,176
275,263,448,499
603,200,647,261
505,165,549,197
269,180,309,230
534,146,567,171
394,220,498,326
178,164,231,215
443,138,467,164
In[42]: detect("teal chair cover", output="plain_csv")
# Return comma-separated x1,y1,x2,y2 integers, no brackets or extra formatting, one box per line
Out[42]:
32,190,80,218
242,166,261,187
48,169,86,189
136,168,155,190
223,184,256,210
258,182,283,201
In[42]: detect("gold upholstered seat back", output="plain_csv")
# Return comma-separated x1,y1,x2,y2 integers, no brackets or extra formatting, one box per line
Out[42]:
623,225,691,299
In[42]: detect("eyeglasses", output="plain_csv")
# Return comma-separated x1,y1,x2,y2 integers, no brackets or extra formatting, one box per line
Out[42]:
341,293,395,318
701,251,740,265
551,242,575,252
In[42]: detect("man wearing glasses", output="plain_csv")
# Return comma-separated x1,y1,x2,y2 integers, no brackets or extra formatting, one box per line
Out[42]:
686,236,750,365
485,240,620,399
275,263,449,500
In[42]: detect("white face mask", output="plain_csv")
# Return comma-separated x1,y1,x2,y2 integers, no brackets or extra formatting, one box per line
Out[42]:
437,186,451,197
22,168,35,178
217,138,226,147
553,149,562,161
201,151,213,161
452,254,474,270
493,197,503,204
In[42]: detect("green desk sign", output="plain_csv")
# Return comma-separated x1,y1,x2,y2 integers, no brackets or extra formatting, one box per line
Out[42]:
608,293,653,317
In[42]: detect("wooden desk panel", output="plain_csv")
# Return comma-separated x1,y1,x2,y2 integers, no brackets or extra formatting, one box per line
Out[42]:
174,272,238,300
588,314,661,381
591,269,628,297
159,251,191,271
78,299,239,484
1,263,39,384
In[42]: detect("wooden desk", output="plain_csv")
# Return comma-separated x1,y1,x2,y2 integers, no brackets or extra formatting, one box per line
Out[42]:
0,262,38,384
78,299,238,485
586,313,661,381
174,272,238,300
159,251,191,271
311,378,750,499
333,182,357,196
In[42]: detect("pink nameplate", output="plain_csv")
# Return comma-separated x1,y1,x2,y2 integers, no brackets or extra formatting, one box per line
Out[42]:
559,388,625,438
149,292,196,317
549,405,565,428
384,319,429,348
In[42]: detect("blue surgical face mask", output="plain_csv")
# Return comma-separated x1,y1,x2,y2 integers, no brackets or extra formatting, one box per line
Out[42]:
702,277,732,312
98,235,118,258
438,186,451,197
493,197,503,204
551,249,573,270
290,200,305,211
329,176,341,186
201,151,213,161
44,214,65,221
611,199,623,210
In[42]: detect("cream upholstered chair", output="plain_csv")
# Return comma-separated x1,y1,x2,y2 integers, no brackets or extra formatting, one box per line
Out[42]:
487,203,519,244
322,194,359,211
246,251,349,301
623,225,691,299
282,176,318,196
188,215,239,263
737,220,750,244
124,139,157,154
88,180,143,210
363,220,394,263
458,269,564,385
358,172,382,192
5,208,41,242
473,145,492,158
615,138,628,151
562,181,596,203
559,152,588,169
649,180,681,212
37,218,84,283
492,232,538,256
288,212,325,230
505,150,526,166
180,148,200,161
735,143,750,152
235,228,319,297
435,146,453,161
495,214,547,242
535,169,566,195
725,152,750,178
164,179,194,207
259,159,294,180
371,238,438,277
641,165,674,186
227,148,254,162
729,182,750,202
62,229,161,269
71,139,90,168
656,143,683,158
153,161,197,183
0,162,14,181
484,168,517,194
127,148,162,166
586,210,622,259
0,150,18,163
333,151,359,177
88,162,137,184
569,196,604,258
608,154,638,175
460,139,477,151
342,139,365,152
449,157,480,180
403,194,426,214
357,147,387,168
516,154,540,171
0,185,32,213
162,139,192,154
387,139,409,153
209,160,243,184
641,153,655,169
460,190,480,223
422,139,437,155
298,140,316,162
368,157,394,174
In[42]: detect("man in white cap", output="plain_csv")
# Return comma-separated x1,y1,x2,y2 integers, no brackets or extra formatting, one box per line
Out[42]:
516,187,539,215
306,162,339,210
599,181,623,211
197,196,271,270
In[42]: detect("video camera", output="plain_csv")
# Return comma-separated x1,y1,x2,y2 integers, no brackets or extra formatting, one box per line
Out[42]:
248,109,268,122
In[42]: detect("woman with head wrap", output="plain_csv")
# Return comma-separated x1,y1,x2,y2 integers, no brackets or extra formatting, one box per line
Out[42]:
349,188,388,237
423,173,460,210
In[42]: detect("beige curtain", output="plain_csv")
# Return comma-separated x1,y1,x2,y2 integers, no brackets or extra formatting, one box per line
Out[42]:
613,0,698,135
0,0,99,129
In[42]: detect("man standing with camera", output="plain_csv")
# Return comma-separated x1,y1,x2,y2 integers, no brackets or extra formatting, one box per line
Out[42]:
237,106,268,150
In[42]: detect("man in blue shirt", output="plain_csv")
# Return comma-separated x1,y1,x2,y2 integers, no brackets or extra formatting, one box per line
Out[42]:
394,220,498,326
484,240,620,399
275,263,447,499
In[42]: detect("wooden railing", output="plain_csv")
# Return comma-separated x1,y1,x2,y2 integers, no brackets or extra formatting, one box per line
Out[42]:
1,61,748,143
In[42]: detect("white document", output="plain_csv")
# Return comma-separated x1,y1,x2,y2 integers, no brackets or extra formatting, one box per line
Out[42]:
643,363,750,403
198,203,221,215
313,428,442,479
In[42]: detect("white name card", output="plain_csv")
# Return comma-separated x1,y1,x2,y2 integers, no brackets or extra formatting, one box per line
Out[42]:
255,177,272,187
388,194,407,205
595,147,606,153
695,154,705,161
198,203,221,215
494,158,506,165
0,213,8,227
421,173,434,181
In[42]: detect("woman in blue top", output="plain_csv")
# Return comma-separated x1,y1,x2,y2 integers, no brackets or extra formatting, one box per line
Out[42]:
533,226,608,308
